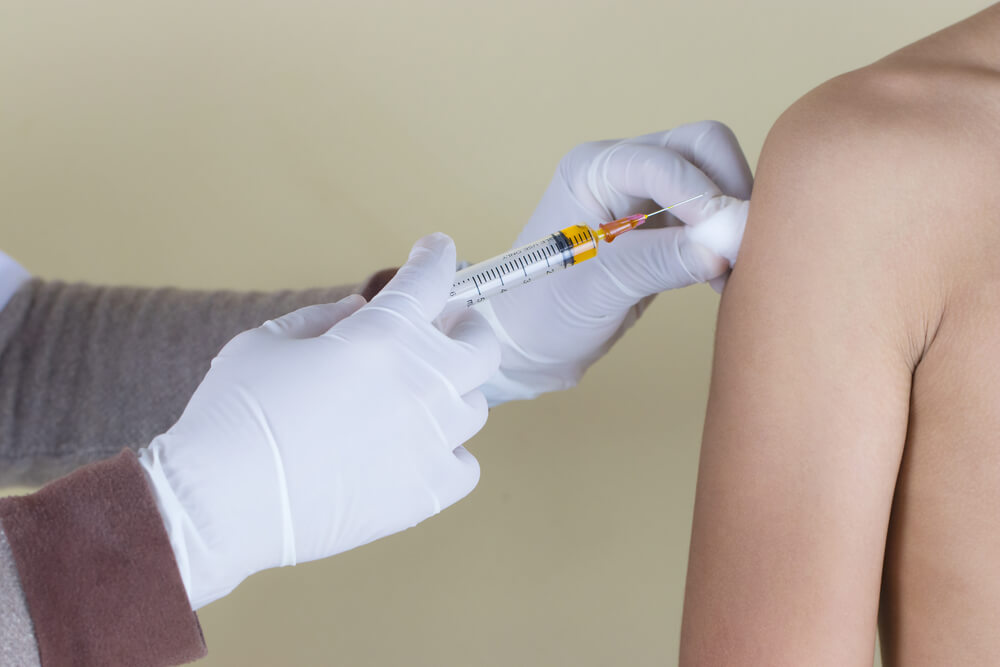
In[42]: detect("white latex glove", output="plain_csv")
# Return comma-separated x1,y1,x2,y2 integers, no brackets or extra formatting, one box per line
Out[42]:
139,234,500,609
481,122,752,404
0,249,31,312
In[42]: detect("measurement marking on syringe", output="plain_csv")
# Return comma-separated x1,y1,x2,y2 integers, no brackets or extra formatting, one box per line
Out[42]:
518,256,528,276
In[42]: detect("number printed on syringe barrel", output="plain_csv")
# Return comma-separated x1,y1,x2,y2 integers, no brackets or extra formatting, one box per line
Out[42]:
447,226,598,311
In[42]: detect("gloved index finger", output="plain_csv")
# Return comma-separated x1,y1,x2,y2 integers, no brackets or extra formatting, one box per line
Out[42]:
626,121,754,200
366,233,457,323
600,142,724,226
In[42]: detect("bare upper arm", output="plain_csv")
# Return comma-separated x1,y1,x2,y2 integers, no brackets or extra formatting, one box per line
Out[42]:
679,70,951,666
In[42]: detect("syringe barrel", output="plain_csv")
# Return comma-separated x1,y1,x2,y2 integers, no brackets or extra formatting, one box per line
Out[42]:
446,225,597,311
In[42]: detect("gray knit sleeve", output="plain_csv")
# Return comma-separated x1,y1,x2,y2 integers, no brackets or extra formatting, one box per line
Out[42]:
0,271,395,487
0,525,41,667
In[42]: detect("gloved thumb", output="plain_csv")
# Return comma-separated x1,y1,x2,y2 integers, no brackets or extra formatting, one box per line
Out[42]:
367,233,458,322
263,295,368,339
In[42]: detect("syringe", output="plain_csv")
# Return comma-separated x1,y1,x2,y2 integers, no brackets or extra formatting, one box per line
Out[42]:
446,193,706,311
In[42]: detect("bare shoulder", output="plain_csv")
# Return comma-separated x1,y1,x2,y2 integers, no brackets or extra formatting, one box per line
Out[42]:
740,54,1000,364
760,55,1000,236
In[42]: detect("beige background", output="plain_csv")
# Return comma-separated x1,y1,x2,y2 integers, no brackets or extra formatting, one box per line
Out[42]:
0,1,989,665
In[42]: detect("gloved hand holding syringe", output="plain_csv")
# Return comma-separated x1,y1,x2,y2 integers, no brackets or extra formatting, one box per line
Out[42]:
446,193,707,312
470,122,752,403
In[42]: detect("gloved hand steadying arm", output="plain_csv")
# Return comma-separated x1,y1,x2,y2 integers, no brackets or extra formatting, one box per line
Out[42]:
481,121,753,404
139,233,499,609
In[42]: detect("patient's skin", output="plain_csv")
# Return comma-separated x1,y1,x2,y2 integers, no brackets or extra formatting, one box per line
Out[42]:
679,5,1000,665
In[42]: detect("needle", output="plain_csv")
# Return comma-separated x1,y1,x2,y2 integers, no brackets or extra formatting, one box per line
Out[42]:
595,192,711,243
642,192,707,220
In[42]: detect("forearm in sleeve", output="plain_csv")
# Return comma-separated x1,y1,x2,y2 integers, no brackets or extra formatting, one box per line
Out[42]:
0,270,395,486
0,450,205,666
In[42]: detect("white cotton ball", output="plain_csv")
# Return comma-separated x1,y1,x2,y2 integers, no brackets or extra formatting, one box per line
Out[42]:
685,196,750,267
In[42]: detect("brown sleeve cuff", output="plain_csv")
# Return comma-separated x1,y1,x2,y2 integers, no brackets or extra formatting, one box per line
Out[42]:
0,450,207,666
